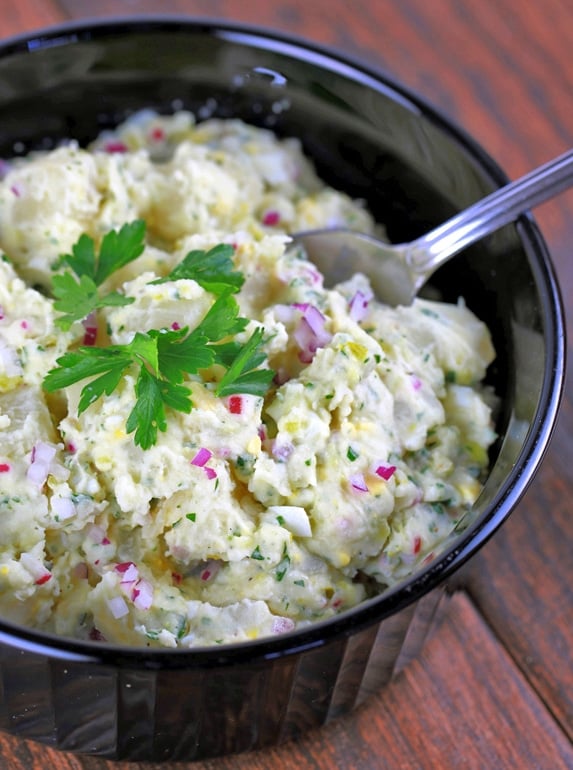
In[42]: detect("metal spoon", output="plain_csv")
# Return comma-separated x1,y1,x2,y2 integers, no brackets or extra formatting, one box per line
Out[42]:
292,149,573,306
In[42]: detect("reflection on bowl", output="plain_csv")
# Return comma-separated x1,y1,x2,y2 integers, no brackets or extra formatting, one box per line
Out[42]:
0,17,565,762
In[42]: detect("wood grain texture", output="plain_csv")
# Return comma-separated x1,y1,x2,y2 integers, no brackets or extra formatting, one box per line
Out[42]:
0,0,572,767
49,0,573,290
467,457,573,740
0,0,62,38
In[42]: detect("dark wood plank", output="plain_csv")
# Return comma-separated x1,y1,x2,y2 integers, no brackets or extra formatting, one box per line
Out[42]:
467,450,573,740
0,0,63,38
1,592,571,768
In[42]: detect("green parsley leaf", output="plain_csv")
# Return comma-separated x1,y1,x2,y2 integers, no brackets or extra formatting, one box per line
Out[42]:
52,220,146,330
44,230,275,449
158,378,194,415
128,374,192,450
198,293,248,342
52,273,99,330
57,233,97,280
151,244,244,295
77,359,133,414
215,327,275,398
154,326,214,382
43,347,133,406
52,274,134,331
95,219,146,285
126,366,167,449
127,331,161,376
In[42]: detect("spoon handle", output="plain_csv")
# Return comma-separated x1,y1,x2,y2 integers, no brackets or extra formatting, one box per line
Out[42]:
409,149,573,269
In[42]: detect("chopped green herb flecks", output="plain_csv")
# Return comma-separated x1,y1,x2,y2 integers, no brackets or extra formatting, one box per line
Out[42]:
347,446,359,462
250,545,265,561
275,544,291,582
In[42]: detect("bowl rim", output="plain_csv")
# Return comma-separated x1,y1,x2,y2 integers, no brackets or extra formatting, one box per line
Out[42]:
0,14,566,667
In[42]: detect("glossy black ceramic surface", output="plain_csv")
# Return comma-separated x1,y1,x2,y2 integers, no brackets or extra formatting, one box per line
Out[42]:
0,17,565,761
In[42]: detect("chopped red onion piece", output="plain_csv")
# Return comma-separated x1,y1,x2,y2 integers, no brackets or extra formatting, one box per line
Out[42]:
292,304,332,362
302,305,326,335
262,210,280,226
199,560,221,582
107,596,129,619
191,448,212,467
82,312,98,346
349,473,369,492
115,562,139,583
27,441,58,486
271,440,294,462
293,318,320,362
104,141,128,154
227,395,243,414
374,464,396,481
20,553,52,584
348,290,370,322
150,126,166,142
132,578,154,610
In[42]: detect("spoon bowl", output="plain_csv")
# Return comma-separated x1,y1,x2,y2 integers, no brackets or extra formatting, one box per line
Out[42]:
293,149,573,305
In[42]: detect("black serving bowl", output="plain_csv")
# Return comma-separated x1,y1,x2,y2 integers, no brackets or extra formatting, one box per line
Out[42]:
0,17,565,762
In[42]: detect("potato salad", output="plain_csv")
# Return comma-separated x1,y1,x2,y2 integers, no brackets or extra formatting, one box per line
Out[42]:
0,111,496,647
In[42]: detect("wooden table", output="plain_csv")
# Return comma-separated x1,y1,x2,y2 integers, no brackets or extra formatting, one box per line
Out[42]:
0,1,571,768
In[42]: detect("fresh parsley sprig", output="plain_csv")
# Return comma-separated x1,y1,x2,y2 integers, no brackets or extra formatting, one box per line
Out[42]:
46,222,274,449
52,220,146,330
150,243,244,295
44,294,274,449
